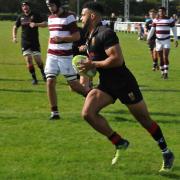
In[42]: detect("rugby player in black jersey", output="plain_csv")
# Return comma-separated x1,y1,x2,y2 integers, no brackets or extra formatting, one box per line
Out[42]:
79,1,174,172
12,0,47,84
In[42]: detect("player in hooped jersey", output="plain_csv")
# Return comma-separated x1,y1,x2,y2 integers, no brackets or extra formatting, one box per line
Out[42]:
45,0,90,120
12,1,47,85
144,9,159,71
80,2,174,172
147,7,178,79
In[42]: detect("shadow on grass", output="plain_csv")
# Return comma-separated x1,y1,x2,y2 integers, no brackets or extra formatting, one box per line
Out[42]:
0,62,24,65
0,78,67,86
0,88,46,93
0,116,18,120
141,88,180,93
104,110,180,117
0,78,26,82
103,110,180,124
127,171,180,179
160,172,180,179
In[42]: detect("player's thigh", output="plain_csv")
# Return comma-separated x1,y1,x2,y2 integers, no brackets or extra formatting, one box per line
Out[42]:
58,56,77,76
82,89,114,115
24,54,33,65
32,45,41,61
163,48,170,58
33,54,43,64
45,55,59,78
163,39,171,49
156,39,163,51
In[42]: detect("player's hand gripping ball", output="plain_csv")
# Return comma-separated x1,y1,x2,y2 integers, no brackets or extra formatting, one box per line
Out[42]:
72,55,96,78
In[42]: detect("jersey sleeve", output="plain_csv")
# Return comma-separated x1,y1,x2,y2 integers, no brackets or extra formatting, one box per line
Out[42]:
102,29,119,49
15,16,21,28
169,18,175,27
67,14,78,34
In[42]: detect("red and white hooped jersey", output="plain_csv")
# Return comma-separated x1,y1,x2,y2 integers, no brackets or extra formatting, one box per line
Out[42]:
152,17,175,40
47,12,78,57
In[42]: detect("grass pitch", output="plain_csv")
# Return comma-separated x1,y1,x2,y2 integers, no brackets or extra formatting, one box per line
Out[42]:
0,21,180,180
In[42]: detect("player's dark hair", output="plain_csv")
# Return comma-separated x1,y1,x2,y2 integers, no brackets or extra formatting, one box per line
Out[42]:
83,1,104,15
21,0,30,6
46,0,61,8
149,9,157,13
159,7,166,12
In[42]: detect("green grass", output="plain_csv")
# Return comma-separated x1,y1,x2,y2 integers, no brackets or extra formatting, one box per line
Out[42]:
0,21,180,180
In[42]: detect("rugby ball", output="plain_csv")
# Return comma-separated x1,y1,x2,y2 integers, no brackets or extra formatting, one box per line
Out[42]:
72,55,96,78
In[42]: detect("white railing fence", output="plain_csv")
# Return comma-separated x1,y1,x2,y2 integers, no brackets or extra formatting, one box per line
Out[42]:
114,21,180,37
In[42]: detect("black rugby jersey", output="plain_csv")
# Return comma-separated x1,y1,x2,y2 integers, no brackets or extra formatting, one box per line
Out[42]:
87,23,127,78
15,12,43,44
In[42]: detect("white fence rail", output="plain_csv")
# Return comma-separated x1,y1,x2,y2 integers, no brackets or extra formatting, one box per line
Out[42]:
114,21,180,37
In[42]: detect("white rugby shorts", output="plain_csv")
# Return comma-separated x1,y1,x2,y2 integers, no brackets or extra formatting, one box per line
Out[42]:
45,54,77,79
156,39,170,51
23,49,41,56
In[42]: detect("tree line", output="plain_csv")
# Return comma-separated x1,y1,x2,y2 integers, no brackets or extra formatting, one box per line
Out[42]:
0,0,179,18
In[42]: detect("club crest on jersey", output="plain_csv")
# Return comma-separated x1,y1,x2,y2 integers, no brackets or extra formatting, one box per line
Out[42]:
30,16,34,21
128,92,135,101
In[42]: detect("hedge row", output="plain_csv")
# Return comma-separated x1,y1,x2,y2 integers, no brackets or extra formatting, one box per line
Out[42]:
0,14,18,21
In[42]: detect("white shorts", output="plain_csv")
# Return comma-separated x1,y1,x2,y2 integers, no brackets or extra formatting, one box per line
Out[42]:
156,39,170,51
45,54,77,81
23,49,41,56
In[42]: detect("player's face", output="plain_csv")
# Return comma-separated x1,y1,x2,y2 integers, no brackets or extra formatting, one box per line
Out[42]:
22,4,30,14
47,3,58,14
149,12,156,19
81,8,91,30
158,9,166,18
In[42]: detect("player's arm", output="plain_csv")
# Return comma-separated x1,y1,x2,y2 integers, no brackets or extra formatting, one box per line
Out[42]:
12,16,21,43
12,25,18,43
79,44,124,72
53,14,80,43
147,26,155,41
29,21,48,28
171,26,178,47
93,44,124,68
29,13,48,28
54,31,80,42
144,23,149,36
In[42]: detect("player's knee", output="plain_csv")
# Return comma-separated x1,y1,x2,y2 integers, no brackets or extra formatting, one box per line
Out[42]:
25,56,33,63
81,109,94,122
81,109,88,120
47,77,56,87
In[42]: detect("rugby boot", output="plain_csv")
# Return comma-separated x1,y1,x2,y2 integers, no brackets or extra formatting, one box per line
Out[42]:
159,151,174,172
111,139,129,165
